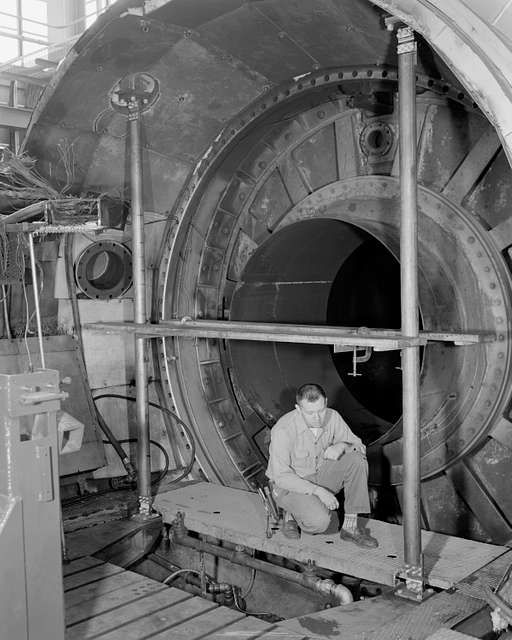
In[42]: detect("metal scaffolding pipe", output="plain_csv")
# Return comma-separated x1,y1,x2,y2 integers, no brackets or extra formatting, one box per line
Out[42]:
128,106,151,516
397,26,422,584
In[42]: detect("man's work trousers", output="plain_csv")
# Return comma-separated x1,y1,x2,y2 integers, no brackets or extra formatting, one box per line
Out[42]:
273,451,370,534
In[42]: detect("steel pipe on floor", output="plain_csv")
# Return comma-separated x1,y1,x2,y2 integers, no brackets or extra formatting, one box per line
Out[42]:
170,524,353,604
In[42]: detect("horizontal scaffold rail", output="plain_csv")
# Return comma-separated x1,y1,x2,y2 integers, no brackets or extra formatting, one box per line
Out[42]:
86,319,494,351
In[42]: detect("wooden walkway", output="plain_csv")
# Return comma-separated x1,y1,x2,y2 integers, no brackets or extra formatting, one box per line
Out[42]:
63,491,512,640
154,482,507,589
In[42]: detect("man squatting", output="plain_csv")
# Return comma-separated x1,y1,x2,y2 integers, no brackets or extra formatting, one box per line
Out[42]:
266,382,378,548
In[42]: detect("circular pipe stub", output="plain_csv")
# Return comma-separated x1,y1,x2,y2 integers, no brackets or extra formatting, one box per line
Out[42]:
75,240,133,300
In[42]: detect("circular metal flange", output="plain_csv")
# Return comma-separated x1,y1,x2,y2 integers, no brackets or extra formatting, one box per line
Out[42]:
275,176,512,483
155,73,507,490
163,175,512,486
75,240,132,300
110,72,159,115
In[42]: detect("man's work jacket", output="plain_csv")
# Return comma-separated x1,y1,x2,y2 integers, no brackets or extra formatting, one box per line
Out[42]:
265,407,364,494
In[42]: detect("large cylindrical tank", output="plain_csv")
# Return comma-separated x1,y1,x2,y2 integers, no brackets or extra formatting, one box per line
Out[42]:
22,0,512,544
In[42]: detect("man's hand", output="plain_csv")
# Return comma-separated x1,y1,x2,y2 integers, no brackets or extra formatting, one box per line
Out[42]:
323,442,348,460
324,442,366,459
313,486,339,510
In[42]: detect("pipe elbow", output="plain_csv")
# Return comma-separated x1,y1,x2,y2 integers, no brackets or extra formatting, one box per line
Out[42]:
304,577,354,604
330,582,354,604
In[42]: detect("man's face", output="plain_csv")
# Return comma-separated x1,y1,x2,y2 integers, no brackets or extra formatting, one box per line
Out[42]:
296,396,327,429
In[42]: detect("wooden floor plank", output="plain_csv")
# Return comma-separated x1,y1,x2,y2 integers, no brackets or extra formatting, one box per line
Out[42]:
255,630,309,639
148,605,245,639
278,591,416,639
66,587,192,639
364,591,484,640
66,578,167,626
66,520,148,561
86,596,219,640
199,616,276,639
154,483,507,589
65,570,157,608
63,556,104,577
424,631,477,640
64,563,125,592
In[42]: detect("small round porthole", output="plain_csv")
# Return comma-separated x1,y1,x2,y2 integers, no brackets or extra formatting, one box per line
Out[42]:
359,121,394,158
75,240,132,300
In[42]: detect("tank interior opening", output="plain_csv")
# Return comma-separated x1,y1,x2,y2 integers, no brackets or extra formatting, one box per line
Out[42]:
229,217,413,442
327,237,403,424
86,250,124,290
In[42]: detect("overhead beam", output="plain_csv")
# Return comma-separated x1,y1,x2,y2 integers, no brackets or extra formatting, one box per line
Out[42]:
0,71,49,87
85,319,493,349
0,104,31,129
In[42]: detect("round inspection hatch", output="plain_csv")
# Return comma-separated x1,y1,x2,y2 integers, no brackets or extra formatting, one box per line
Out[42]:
74,240,132,300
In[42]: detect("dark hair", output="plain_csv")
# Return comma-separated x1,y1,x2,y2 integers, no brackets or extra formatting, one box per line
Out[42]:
296,383,326,403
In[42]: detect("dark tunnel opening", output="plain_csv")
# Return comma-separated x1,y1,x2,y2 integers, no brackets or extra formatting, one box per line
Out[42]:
327,237,404,425
229,219,409,438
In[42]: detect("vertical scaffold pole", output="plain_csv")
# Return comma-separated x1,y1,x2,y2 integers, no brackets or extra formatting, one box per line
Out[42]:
110,73,160,520
396,24,425,600
128,94,152,518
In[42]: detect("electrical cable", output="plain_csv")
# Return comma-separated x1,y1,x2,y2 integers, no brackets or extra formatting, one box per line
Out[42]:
19,236,33,369
163,568,214,586
240,568,257,599
232,586,278,619
102,438,169,485
93,393,196,484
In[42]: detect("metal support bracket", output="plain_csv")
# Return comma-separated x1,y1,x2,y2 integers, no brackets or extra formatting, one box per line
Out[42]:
394,559,434,602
